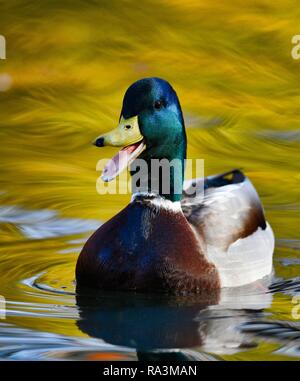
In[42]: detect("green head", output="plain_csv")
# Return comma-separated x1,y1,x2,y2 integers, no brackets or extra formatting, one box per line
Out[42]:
94,78,187,202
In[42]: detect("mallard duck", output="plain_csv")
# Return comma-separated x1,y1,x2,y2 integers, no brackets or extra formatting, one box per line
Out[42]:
76,77,274,293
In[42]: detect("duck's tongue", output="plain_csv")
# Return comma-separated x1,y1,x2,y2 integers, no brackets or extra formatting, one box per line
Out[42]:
101,141,145,182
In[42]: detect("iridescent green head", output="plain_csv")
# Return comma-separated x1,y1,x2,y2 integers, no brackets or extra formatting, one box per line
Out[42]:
94,78,187,202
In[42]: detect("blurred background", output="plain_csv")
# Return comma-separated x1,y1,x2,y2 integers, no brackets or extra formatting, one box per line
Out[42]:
0,0,299,360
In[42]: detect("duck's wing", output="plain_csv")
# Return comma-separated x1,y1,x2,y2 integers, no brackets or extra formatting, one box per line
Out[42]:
181,169,274,287
181,169,266,249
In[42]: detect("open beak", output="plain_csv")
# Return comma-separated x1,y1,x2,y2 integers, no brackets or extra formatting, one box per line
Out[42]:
93,115,146,182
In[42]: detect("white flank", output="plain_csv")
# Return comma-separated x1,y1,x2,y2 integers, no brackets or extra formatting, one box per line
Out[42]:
206,223,275,288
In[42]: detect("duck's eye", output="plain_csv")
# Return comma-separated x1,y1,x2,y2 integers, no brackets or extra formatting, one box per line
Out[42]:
124,124,132,130
154,100,163,110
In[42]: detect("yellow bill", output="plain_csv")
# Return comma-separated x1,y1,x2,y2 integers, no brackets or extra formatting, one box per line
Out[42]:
93,115,145,182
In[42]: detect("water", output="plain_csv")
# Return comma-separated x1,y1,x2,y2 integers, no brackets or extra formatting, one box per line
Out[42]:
0,0,299,360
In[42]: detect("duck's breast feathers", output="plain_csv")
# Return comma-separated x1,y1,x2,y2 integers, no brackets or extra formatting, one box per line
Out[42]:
182,169,267,250
76,197,221,292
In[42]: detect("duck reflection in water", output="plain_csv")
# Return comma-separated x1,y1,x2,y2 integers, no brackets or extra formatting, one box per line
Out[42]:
76,278,272,360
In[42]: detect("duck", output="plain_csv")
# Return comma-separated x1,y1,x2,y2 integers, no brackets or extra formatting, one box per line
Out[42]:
76,77,274,294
